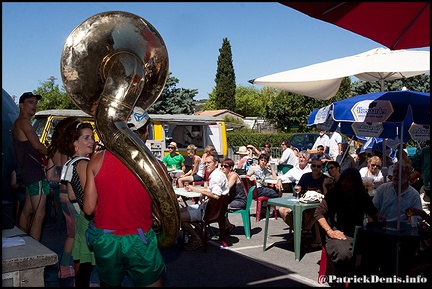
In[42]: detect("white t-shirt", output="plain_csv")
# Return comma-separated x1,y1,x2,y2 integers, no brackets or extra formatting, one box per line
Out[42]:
279,163,312,184
312,134,329,150
359,167,384,183
328,132,342,160
208,168,230,196
279,147,298,167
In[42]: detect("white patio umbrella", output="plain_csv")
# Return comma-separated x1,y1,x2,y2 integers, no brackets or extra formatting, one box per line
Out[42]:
249,47,430,100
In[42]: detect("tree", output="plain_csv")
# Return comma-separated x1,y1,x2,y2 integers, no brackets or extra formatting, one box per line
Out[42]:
34,81,78,111
351,74,430,95
148,73,198,114
235,85,274,118
264,77,352,132
214,38,236,111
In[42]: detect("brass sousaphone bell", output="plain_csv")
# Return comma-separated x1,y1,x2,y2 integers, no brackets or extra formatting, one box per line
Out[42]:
60,11,179,248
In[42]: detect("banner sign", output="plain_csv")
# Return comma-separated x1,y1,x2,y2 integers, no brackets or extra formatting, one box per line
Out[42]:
351,122,384,137
408,123,430,141
350,100,394,122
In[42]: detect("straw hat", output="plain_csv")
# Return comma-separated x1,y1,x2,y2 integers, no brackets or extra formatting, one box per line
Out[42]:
236,146,248,155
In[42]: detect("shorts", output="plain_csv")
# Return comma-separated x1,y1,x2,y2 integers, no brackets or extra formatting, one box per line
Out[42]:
192,174,204,182
26,179,50,197
87,224,165,286
257,186,279,198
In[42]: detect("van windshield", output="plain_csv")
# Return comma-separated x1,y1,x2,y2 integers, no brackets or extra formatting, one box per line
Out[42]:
32,118,48,142
166,124,204,149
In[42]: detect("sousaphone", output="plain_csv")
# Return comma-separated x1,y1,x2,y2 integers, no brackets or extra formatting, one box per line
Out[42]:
60,11,179,248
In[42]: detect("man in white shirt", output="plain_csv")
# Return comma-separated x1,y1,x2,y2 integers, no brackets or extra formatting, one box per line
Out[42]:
182,154,229,251
328,130,343,161
309,130,329,154
278,140,298,167
276,151,312,188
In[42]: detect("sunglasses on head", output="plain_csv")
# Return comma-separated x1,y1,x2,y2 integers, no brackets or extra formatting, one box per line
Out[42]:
311,164,322,168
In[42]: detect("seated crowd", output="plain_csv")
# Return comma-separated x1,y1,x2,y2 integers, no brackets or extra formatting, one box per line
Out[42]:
170,138,430,283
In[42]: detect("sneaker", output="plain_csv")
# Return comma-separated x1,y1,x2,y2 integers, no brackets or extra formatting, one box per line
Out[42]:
185,238,202,251
58,265,75,279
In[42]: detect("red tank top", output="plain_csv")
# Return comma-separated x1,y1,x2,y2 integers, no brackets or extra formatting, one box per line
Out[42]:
94,150,152,233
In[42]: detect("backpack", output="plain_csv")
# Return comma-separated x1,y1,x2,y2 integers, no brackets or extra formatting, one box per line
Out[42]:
60,156,90,183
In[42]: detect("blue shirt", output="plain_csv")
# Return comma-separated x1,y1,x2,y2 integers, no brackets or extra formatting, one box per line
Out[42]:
373,182,422,222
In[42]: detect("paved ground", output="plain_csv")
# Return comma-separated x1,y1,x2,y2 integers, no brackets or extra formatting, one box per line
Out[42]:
41,192,328,287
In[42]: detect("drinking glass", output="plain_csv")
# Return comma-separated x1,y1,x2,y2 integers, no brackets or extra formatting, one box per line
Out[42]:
294,185,301,199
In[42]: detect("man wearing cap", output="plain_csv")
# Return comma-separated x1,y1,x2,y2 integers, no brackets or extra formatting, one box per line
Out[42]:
162,141,186,174
127,107,169,175
12,92,50,241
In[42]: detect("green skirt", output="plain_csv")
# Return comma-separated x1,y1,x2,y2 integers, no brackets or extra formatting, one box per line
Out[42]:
72,210,95,265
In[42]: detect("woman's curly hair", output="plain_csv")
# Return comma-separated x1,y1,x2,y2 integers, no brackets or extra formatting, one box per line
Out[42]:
58,120,94,157
46,117,79,159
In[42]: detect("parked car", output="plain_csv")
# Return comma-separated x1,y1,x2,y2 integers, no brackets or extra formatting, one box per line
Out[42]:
289,133,321,151
289,132,347,152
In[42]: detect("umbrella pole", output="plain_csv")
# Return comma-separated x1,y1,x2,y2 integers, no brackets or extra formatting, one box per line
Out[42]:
382,139,387,179
397,125,404,232
340,137,354,164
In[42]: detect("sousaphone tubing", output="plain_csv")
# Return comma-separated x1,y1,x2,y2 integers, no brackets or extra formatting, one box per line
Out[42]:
60,11,179,248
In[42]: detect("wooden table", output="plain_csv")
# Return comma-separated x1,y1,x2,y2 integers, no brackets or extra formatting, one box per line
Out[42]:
263,197,320,261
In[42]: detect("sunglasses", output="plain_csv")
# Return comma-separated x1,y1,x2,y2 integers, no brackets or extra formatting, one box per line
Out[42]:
221,164,231,168
371,164,381,168
311,164,322,168
281,143,286,146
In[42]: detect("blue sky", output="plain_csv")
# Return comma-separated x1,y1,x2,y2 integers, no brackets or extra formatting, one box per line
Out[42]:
2,2,429,103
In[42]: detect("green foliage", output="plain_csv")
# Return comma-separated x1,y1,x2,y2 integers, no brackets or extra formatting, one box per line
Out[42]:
227,130,293,149
351,74,430,95
148,73,198,114
34,81,79,111
263,77,352,132
234,85,272,117
203,90,217,110
223,115,245,126
214,38,236,111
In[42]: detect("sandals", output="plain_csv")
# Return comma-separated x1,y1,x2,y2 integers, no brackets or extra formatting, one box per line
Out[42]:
185,239,202,251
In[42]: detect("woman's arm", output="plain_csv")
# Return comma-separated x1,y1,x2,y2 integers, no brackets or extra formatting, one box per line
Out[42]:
191,156,200,175
83,152,102,215
228,173,237,189
45,158,59,182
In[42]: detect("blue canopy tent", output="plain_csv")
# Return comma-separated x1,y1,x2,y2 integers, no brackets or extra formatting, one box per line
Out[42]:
307,90,430,231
